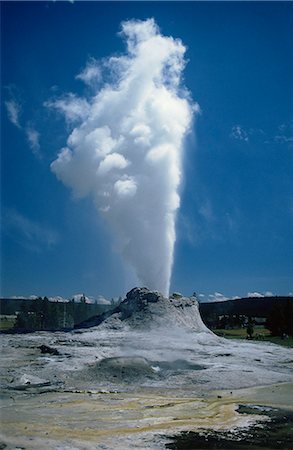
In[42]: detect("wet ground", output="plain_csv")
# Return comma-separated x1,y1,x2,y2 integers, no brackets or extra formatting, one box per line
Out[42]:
0,303,293,449
167,405,293,449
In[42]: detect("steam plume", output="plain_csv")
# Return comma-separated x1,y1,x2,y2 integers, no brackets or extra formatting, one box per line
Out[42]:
50,19,196,296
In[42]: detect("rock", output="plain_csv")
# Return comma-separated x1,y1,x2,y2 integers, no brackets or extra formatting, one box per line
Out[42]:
38,344,60,355
20,374,49,386
126,287,163,303
119,287,164,318
7,374,52,391
171,292,183,298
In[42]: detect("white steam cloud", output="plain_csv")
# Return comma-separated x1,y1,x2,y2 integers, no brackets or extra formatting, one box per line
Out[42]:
50,19,197,296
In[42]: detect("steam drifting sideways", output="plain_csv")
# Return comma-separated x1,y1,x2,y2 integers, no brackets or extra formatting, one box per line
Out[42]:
50,19,197,296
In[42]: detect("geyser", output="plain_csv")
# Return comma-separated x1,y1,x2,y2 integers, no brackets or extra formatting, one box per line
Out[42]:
49,19,197,296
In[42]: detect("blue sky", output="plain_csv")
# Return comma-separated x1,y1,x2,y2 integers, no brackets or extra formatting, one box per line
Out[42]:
1,1,292,301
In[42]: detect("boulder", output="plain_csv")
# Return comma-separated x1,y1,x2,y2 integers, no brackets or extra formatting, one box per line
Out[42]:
38,344,60,355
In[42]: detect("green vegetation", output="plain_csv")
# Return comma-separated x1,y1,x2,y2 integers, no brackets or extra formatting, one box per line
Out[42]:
266,298,293,337
0,315,16,330
214,326,293,348
14,296,74,330
200,297,293,347
3,296,112,332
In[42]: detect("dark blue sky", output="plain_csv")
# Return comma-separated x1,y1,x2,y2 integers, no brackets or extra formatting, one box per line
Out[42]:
1,1,292,300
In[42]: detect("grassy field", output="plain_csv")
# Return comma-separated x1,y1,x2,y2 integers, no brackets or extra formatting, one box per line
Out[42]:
214,326,293,348
0,315,16,331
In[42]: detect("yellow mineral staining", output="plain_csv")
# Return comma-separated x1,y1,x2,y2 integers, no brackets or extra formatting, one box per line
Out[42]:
1,389,267,448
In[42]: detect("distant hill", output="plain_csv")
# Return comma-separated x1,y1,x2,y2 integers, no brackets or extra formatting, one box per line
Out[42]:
199,296,293,327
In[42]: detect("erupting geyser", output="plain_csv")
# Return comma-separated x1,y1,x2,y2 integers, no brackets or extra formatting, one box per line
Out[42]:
49,19,197,296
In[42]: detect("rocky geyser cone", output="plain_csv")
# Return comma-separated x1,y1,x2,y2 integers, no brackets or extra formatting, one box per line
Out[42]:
76,287,212,334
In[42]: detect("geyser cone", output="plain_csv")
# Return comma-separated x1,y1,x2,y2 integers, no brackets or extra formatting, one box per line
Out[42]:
75,287,213,335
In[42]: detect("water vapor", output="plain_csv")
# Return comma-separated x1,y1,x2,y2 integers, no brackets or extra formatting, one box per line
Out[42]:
50,19,196,296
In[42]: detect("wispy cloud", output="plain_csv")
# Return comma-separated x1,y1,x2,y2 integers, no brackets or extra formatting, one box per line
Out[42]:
76,57,101,87
25,126,41,158
4,88,42,159
274,135,293,144
273,121,293,146
277,121,293,134
3,209,59,252
230,125,249,142
230,124,264,142
199,200,214,222
44,93,90,124
179,203,241,249
177,214,198,247
231,121,292,147
5,99,21,128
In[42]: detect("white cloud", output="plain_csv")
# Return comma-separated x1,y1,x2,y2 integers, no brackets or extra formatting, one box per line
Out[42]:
71,293,91,303
49,18,197,296
49,296,69,303
230,125,249,142
247,292,264,298
208,292,229,302
76,57,101,87
70,293,111,304
5,99,21,128
264,291,274,297
3,209,59,252
196,293,207,303
26,126,41,157
96,295,111,305
247,291,275,298
45,93,90,124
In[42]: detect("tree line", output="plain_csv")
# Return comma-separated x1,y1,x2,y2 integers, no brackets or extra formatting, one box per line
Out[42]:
266,299,293,337
14,296,112,331
200,298,293,338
